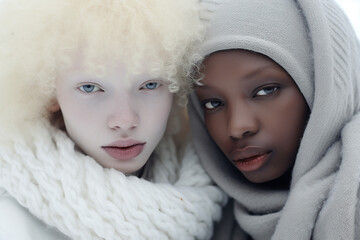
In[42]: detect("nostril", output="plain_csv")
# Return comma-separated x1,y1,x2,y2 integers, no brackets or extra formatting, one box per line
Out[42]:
242,131,252,137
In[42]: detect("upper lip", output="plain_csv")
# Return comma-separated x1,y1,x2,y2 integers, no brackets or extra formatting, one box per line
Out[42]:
102,139,146,148
230,146,271,162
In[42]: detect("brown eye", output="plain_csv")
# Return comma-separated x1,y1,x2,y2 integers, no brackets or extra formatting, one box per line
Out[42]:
256,86,279,96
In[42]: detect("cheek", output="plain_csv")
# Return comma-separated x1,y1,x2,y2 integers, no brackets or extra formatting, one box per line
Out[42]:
205,113,229,149
286,99,309,148
60,100,100,130
265,91,307,132
267,93,309,157
57,88,106,124
56,93,105,144
60,105,91,145
284,97,308,135
140,92,173,135
148,92,173,120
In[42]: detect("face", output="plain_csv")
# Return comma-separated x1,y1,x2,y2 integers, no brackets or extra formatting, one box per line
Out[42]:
55,59,173,175
196,50,309,183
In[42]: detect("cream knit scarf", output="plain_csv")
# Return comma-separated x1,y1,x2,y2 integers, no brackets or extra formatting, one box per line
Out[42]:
0,119,225,240
188,0,360,239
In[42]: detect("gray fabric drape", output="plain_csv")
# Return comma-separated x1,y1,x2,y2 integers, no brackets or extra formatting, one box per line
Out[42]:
189,0,360,239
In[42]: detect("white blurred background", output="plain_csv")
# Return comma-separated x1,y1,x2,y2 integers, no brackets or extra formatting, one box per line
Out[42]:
335,0,360,39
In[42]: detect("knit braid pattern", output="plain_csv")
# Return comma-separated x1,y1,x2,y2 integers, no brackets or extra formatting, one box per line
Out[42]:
0,119,226,240
272,0,360,239
268,0,360,238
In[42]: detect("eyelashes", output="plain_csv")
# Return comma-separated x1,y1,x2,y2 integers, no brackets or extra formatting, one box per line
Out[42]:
200,84,280,111
78,84,103,93
139,81,161,90
202,99,224,110
255,86,279,96
76,80,166,96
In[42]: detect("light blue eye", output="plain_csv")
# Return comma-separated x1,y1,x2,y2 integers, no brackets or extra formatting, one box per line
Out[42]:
256,86,279,96
204,100,222,110
79,84,101,93
144,82,159,90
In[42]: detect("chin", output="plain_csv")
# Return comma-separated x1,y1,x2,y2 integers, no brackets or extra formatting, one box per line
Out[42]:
115,160,148,175
112,164,141,174
244,175,271,184
243,171,291,190
242,171,279,184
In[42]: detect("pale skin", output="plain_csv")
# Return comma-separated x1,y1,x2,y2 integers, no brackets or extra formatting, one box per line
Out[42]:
51,57,174,175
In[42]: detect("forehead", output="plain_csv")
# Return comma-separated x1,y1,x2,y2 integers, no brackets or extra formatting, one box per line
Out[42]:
200,50,290,85
203,50,279,74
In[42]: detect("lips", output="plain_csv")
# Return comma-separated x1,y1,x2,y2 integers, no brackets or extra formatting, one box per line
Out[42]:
230,146,271,172
102,139,146,161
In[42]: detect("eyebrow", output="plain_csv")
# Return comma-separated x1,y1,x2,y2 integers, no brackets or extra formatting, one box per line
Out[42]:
242,64,276,80
199,64,277,89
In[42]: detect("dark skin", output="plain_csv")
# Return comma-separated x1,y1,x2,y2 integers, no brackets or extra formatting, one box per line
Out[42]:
196,50,310,186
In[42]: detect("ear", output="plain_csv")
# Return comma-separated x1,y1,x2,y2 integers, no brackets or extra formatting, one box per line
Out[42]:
48,99,60,112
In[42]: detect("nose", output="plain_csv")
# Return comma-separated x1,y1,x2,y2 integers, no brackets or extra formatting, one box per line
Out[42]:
227,103,259,139
107,101,139,131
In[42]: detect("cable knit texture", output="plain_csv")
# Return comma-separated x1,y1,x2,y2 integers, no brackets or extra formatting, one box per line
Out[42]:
0,0,226,238
0,120,225,239
188,0,360,239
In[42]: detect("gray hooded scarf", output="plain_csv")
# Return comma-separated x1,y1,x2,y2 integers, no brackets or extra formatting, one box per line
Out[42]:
188,0,360,239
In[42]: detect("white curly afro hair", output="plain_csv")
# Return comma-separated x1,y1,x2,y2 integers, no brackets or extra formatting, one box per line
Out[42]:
0,0,204,129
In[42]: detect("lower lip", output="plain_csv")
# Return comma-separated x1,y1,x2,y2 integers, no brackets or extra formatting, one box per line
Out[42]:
234,153,270,172
102,144,145,161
